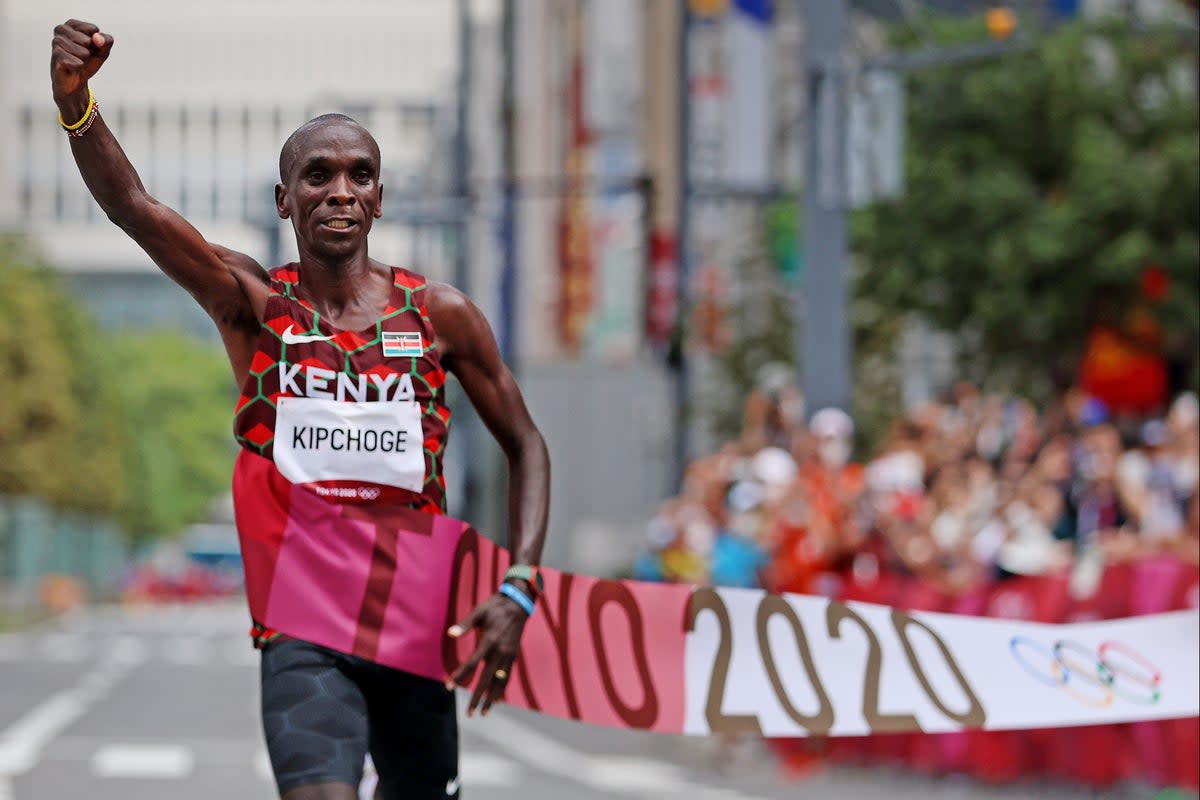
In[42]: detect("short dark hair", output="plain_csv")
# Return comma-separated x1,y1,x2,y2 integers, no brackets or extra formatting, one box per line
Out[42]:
278,113,378,182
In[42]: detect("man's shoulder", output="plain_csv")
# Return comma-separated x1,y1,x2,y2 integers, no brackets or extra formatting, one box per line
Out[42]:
266,263,300,284
393,264,433,291
420,281,492,365
421,279,472,315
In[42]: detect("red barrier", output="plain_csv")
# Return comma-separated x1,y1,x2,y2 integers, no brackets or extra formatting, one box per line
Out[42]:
1051,563,1137,788
1129,558,1200,789
825,570,905,766
820,557,1200,791
932,586,990,774
966,577,1056,784
1169,569,1200,790
895,582,951,774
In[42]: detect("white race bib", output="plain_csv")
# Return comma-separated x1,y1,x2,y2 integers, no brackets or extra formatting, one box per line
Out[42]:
274,396,425,492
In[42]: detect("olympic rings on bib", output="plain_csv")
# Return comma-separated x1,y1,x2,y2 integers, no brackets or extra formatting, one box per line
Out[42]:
1008,636,1162,708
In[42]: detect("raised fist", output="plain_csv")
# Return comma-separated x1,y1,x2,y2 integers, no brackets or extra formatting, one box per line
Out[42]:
51,20,113,101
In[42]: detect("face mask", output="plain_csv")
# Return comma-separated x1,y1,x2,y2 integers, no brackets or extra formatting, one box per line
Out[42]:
684,521,716,555
818,438,850,468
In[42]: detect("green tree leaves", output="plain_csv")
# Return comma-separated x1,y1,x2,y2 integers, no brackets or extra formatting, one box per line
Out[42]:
0,238,115,508
0,237,233,541
105,333,235,542
854,19,1199,394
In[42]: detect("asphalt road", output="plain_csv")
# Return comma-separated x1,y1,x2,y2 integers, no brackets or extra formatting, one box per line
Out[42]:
0,602,1187,800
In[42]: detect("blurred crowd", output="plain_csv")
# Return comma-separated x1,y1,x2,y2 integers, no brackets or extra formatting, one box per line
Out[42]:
633,370,1200,599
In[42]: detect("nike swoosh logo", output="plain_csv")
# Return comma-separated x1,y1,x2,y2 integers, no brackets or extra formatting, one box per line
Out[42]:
281,325,334,344
445,776,461,795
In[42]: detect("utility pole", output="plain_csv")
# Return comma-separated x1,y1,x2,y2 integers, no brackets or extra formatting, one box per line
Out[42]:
499,0,519,366
672,0,693,490
453,0,473,296
0,0,15,227
453,0,481,523
800,0,852,413
795,0,1031,416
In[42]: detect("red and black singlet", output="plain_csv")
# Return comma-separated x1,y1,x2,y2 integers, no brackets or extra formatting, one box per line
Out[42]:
231,264,453,646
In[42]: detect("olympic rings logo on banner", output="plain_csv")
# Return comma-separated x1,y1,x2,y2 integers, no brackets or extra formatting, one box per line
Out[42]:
1009,637,1162,708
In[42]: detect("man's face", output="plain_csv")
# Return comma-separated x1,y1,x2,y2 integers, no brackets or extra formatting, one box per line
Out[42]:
276,122,383,260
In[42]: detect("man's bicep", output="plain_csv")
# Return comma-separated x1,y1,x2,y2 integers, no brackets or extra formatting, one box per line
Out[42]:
119,198,264,320
448,306,539,450
474,366,539,451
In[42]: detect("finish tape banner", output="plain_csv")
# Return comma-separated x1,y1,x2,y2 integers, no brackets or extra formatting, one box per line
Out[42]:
252,505,1200,737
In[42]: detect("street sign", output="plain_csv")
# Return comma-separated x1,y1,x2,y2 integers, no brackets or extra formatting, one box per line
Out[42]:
848,69,906,208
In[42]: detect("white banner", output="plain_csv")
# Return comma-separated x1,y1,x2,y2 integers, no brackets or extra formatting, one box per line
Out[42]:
275,521,1199,737
684,587,1199,736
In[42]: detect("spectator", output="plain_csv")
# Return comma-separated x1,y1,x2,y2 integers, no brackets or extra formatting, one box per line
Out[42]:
1118,420,1189,538
632,379,1199,786
767,408,864,596
1056,424,1130,547
995,480,1072,578
634,383,1197,605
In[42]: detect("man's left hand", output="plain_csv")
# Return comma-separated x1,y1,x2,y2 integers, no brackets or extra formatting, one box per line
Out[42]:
445,592,529,716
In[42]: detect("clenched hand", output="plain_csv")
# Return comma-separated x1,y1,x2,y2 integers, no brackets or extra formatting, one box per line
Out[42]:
51,19,113,108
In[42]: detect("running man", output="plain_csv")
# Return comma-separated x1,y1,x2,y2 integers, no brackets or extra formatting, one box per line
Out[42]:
51,20,551,800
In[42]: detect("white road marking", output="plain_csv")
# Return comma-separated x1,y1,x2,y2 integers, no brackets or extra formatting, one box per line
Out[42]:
48,735,259,763
0,638,147,776
467,713,685,794
161,636,211,665
469,712,771,800
92,743,194,779
460,752,520,786
0,690,91,775
254,750,273,782
109,635,150,666
40,633,90,663
584,756,697,792
0,635,25,662
467,711,581,777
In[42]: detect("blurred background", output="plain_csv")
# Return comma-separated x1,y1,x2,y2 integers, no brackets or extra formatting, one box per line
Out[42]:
0,0,1197,798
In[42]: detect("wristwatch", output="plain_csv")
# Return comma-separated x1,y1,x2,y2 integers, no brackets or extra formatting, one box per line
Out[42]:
503,564,544,597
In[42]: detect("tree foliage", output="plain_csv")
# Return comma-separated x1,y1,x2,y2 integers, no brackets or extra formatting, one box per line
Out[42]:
0,238,126,511
0,237,234,541
853,18,1199,396
108,332,236,542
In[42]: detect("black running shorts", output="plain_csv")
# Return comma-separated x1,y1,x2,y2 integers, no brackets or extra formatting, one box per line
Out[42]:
260,638,460,799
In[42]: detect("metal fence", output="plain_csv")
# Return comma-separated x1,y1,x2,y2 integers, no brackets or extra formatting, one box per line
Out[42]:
0,496,129,617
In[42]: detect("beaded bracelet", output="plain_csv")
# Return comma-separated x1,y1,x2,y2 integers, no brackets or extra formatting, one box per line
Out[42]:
59,89,99,138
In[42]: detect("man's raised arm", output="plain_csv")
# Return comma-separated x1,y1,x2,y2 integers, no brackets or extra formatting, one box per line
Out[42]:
50,19,267,332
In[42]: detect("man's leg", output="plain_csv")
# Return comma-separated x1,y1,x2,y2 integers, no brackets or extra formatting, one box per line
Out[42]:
261,639,371,800
355,660,460,799
280,782,359,800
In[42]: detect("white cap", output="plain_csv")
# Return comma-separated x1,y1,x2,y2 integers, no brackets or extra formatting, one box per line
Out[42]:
751,447,797,487
810,407,854,439
1171,392,1199,428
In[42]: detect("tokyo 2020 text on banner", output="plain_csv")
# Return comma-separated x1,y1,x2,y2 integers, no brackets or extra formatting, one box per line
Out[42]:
241,494,1199,737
